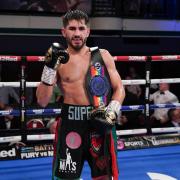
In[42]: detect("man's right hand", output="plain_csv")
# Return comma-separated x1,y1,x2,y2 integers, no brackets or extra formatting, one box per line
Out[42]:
41,42,69,85
45,42,69,70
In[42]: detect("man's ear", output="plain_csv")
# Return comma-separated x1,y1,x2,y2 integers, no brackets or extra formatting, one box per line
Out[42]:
61,28,66,37
87,28,90,37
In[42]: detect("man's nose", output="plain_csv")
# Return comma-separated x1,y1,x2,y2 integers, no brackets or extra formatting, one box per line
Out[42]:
74,29,81,36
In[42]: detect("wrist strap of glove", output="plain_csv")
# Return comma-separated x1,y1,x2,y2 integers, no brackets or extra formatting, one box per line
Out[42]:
106,100,121,116
41,65,56,86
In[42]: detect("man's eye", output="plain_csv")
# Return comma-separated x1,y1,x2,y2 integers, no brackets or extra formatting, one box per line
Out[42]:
69,27,75,30
79,27,85,31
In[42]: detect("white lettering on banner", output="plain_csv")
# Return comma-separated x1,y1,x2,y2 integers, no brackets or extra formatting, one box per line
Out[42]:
34,144,53,151
0,56,18,61
48,151,53,156
40,152,47,156
129,105,140,110
129,56,146,61
125,141,144,146
38,56,45,61
53,109,61,114
162,55,177,60
2,111,11,115
151,138,179,146
21,152,40,159
33,109,44,114
0,148,16,158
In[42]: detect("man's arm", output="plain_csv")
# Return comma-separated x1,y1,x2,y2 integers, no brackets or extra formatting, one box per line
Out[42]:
100,49,125,104
89,49,125,132
36,83,55,107
36,42,69,107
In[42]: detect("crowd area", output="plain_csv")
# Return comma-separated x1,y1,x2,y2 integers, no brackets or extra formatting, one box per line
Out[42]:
116,66,180,131
0,63,180,134
0,0,179,19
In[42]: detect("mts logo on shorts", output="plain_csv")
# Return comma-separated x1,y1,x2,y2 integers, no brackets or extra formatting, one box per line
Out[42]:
58,148,77,173
0,147,17,160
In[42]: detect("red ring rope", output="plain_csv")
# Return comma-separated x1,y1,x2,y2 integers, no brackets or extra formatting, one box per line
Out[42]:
1,55,180,62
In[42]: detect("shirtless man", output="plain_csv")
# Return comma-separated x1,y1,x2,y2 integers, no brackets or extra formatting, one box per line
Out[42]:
36,10,125,180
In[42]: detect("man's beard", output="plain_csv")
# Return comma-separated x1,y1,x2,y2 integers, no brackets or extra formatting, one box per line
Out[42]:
67,37,87,51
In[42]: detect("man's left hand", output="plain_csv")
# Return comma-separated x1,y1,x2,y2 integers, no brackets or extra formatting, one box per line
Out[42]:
90,105,116,134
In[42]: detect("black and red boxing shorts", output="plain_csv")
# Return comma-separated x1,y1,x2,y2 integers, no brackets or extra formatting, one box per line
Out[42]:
52,103,118,179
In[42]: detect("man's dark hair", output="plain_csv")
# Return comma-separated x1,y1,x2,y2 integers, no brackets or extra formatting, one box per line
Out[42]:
62,10,89,27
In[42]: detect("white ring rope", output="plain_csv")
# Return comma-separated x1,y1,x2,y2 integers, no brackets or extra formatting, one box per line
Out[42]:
1,126,180,143
0,78,180,143
0,134,55,143
1,78,180,87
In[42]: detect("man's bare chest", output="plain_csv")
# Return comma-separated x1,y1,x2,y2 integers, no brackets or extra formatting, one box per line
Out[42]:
59,57,90,82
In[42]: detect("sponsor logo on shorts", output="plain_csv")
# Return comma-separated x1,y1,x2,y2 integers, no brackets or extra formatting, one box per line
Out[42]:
66,132,82,149
68,106,93,120
59,148,77,173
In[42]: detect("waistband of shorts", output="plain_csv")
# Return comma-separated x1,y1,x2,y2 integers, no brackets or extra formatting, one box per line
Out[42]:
62,103,93,108
61,103,93,121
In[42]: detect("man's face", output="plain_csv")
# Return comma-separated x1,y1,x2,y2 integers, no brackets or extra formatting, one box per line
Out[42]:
159,83,169,91
62,19,90,51
172,109,180,123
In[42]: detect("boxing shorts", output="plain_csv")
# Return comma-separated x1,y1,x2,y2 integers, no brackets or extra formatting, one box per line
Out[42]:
52,103,118,179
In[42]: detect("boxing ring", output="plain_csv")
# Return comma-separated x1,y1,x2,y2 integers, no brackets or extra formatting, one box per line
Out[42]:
0,54,180,180
0,144,180,180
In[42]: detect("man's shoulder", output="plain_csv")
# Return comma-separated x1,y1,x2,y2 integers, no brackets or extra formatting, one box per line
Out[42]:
152,90,160,96
99,48,109,54
89,47,108,54
166,90,177,96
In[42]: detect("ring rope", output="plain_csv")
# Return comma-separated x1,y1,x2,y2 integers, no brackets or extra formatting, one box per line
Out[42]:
1,55,180,62
1,126,180,143
0,103,180,116
1,78,180,87
114,55,180,61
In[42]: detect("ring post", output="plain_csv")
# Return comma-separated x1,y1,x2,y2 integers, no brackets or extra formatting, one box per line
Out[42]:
20,56,27,142
144,56,152,134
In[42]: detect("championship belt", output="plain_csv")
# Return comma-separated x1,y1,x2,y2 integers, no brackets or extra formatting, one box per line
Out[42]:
86,47,112,107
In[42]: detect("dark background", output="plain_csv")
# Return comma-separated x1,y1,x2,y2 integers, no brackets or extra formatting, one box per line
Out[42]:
0,0,180,101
